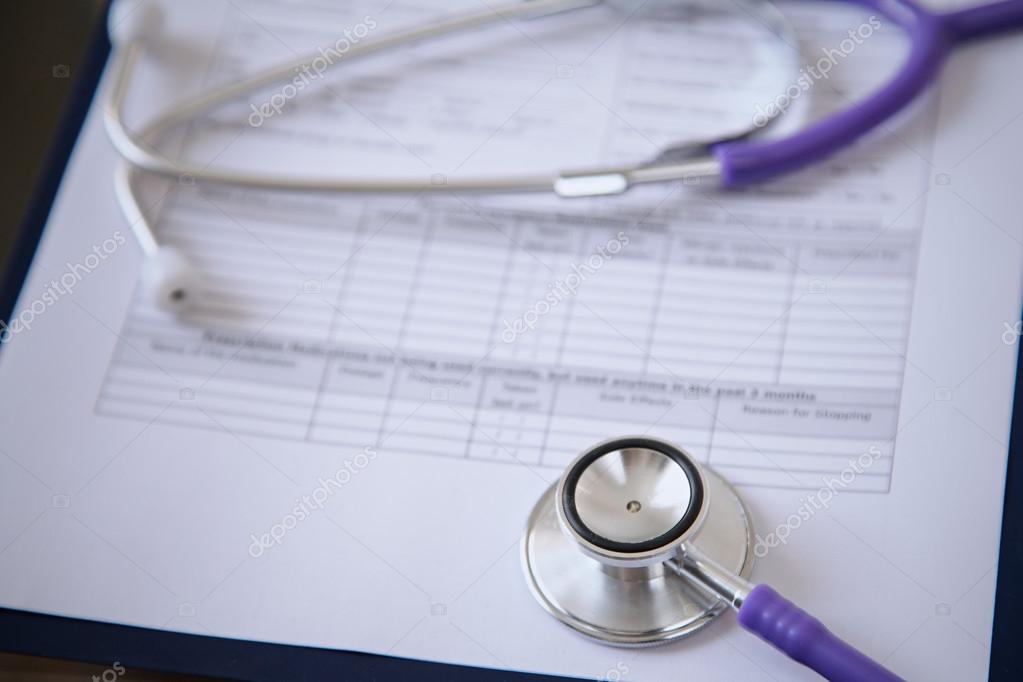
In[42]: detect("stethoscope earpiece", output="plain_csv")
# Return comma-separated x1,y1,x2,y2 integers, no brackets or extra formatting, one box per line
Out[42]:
141,246,200,313
108,1,164,47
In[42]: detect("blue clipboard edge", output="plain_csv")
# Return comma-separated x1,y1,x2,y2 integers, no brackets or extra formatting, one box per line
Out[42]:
0,2,1019,680
989,319,1023,675
0,606,572,682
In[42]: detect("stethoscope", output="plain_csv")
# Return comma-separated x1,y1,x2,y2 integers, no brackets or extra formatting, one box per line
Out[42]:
102,2,1022,678
105,0,1023,314
522,437,903,681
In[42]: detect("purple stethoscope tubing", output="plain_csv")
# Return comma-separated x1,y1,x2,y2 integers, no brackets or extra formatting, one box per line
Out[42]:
716,5,1023,678
716,0,1023,187
737,585,904,681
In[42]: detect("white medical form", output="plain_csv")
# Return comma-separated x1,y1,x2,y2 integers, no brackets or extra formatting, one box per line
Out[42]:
0,1,1021,680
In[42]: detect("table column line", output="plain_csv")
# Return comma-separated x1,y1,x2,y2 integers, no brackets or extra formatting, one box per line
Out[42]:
555,222,597,368
643,229,674,375
463,373,490,459
774,244,802,385
304,211,367,442
374,209,436,449
537,378,562,468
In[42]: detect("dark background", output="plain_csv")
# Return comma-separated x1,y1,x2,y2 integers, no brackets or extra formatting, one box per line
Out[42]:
0,3,196,679
0,2,104,274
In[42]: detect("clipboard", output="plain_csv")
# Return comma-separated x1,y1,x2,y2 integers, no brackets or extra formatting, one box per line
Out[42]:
0,3,1019,680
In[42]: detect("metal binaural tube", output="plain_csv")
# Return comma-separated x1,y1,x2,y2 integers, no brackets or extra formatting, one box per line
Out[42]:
666,543,754,609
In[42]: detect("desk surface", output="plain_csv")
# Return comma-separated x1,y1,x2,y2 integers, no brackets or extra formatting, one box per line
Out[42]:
0,653,210,681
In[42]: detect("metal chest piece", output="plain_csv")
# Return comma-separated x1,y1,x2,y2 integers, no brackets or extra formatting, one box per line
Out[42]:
521,437,755,646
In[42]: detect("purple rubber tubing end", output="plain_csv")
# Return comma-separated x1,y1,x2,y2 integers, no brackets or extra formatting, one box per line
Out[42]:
715,0,1023,188
737,585,905,682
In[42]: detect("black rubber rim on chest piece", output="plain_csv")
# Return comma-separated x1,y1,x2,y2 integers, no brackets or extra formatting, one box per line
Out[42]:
561,437,705,554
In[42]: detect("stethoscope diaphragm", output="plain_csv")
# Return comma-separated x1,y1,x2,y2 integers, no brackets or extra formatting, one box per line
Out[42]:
522,437,905,680
521,436,755,646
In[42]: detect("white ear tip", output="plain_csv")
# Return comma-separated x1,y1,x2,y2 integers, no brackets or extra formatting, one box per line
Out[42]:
143,247,200,313
109,1,164,46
